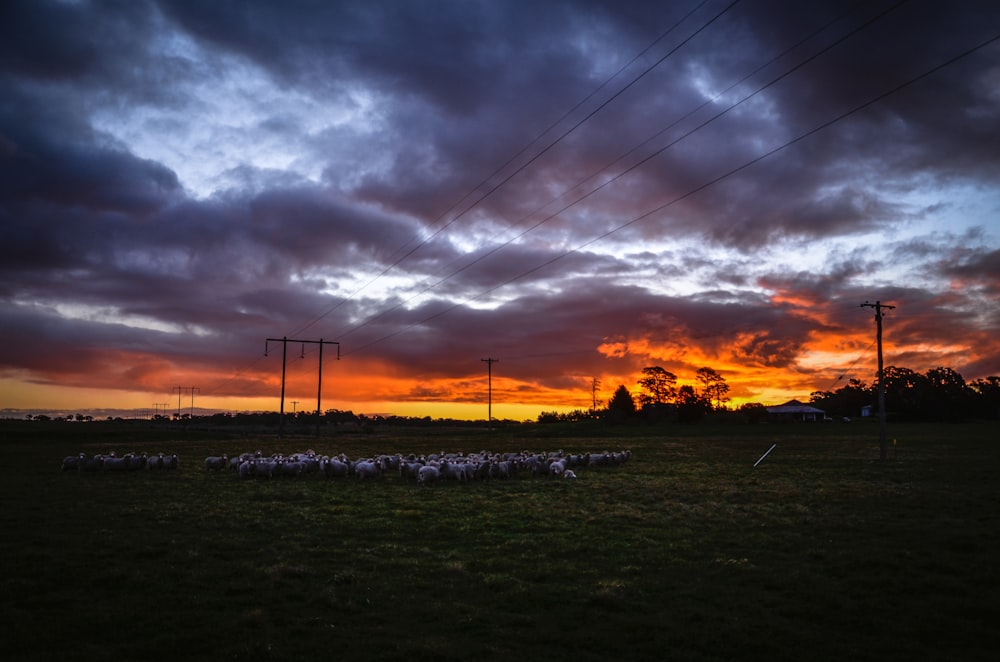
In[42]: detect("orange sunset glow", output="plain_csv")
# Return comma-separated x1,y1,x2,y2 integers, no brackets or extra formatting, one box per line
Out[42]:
2,2,999,420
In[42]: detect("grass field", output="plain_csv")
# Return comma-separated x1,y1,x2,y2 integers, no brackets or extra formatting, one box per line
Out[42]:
0,420,997,661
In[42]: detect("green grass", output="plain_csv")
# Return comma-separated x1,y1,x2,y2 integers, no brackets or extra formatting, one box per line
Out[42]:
1,420,997,661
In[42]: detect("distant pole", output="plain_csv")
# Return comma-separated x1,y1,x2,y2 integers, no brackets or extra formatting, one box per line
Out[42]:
264,337,289,437
173,386,183,417
482,357,498,425
188,387,200,419
315,339,340,438
591,377,601,415
291,400,299,413
861,300,895,461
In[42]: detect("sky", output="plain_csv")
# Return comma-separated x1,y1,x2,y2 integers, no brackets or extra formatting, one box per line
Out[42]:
2,0,999,421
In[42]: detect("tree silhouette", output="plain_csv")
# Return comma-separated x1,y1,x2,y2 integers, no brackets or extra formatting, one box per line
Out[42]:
676,385,710,422
606,384,636,423
696,367,730,410
637,366,677,407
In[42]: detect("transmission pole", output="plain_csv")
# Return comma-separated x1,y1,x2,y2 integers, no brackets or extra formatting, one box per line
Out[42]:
189,387,200,420
861,300,895,461
482,357,498,426
172,387,197,419
266,337,340,438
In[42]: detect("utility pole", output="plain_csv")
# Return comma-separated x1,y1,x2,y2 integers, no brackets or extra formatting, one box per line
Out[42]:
591,377,601,415
189,387,200,420
482,357,498,426
266,337,340,438
861,300,895,461
291,400,299,414
172,387,197,419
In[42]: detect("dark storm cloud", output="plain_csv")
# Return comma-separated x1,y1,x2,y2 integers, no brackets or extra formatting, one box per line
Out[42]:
1,0,998,410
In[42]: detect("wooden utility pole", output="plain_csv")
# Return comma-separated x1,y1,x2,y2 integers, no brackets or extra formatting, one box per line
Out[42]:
861,300,895,461
266,337,340,438
482,357,498,425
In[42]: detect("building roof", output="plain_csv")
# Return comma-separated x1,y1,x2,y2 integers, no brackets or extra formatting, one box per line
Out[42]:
765,399,825,414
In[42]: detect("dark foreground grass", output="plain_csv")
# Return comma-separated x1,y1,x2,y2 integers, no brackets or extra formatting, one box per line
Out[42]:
0,421,997,661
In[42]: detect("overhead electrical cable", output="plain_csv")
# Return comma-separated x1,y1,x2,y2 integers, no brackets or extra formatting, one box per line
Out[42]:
282,0,717,341
334,0,901,343
343,28,1000,357
195,0,721,398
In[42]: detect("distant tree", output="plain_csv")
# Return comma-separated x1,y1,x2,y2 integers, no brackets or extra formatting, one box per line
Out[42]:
637,367,677,407
537,411,560,424
969,376,1000,419
880,366,929,419
811,378,872,418
605,385,637,423
696,367,730,410
925,366,971,421
675,385,710,423
737,402,767,424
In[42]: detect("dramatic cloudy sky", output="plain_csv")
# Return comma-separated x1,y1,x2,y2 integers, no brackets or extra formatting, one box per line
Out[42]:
2,0,999,419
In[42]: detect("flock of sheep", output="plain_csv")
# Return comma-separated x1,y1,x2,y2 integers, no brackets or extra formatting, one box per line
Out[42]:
62,448,632,485
209,448,632,485
61,451,179,472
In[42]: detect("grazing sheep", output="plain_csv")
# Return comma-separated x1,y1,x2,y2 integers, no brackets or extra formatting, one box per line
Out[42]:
281,460,306,477
205,455,229,472
254,458,276,479
563,469,577,479
322,458,349,479
79,454,104,473
62,453,85,471
439,460,466,482
354,460,381,480
417,465,439,486
237,459,255,480
104,455,131,472
162,454,179,470
399,460,424,481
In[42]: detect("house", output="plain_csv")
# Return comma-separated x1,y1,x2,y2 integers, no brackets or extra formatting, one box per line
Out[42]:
765,399,826,422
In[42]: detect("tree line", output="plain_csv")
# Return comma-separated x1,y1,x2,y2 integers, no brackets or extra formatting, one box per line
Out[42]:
539,364,1000,425
809,366,1000,422
539,366,732,425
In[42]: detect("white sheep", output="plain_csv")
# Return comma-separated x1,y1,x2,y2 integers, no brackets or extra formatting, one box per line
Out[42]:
205,455,229,472
417,465,439,486
354,460,380,480
62,453,85,471
237,459,256,479
78,454,104,472
322,458,349,479
104,455,131,472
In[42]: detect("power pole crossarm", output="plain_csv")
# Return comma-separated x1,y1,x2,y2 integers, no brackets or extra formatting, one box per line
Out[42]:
861,300,895,461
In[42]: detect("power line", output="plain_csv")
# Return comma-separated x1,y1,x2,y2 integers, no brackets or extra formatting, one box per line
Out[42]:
341,27,999,358
200,2,743,395
335,0,901,346
291,0,737,341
